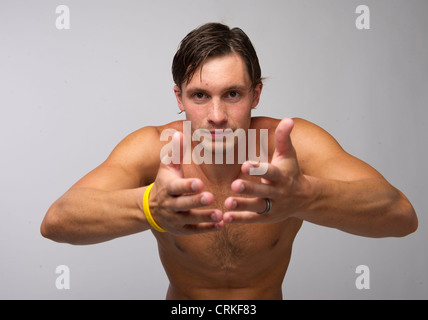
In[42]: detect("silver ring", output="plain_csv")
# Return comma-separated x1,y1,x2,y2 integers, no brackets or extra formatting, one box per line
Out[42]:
258,198,272,215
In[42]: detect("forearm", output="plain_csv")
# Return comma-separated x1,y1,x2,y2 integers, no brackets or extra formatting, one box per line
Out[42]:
298,176,418,238
41,187,151,245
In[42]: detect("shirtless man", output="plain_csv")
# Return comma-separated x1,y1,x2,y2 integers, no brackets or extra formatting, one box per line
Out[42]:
41,23,418,300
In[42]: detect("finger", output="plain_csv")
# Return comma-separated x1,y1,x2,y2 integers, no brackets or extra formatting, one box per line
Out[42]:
172,191,214,211
230,179,273,197
241,161,282,183
224,196,268,214
178,208,223,224
223,211,267,224
274,118,295,158
160,130,182,165
167,178,204,196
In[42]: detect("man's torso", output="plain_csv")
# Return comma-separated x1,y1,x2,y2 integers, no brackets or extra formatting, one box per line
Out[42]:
150,117,303,299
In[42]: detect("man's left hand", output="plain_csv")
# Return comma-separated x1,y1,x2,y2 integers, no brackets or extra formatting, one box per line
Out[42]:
224,118,313,224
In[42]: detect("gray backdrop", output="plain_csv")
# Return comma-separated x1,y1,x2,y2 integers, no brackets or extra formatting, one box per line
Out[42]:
1,0,427,299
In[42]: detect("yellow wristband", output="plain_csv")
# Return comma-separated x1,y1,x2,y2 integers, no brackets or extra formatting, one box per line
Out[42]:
143,183,166,233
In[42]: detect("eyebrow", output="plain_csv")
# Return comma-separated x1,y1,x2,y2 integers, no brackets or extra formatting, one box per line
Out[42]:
186,85,249,95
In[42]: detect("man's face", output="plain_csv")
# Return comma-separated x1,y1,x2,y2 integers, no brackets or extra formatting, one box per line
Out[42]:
174,53,262,152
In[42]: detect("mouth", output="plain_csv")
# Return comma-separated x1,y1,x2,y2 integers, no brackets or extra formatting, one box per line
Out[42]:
209,129,234,141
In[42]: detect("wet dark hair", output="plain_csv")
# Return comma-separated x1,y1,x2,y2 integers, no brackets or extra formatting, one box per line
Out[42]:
172,23,262,90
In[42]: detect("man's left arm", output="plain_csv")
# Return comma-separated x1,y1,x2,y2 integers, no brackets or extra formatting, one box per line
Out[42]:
224,118,418,238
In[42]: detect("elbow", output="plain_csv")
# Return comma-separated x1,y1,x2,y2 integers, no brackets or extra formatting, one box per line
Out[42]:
392,198,418,238
40,216,55,241
401,209,418,237
40,202,66,243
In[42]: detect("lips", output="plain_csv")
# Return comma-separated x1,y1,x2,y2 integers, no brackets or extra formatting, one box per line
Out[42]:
209,129,234,140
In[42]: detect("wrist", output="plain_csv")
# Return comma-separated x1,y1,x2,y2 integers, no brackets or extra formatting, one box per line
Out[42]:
143,183,167,232
291,174,322,219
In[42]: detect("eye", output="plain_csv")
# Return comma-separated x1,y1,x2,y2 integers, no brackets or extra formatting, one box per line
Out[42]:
226,91,240,100
192,92,208,102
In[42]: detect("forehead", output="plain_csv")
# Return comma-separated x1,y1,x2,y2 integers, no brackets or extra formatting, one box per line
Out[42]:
183,53,251,91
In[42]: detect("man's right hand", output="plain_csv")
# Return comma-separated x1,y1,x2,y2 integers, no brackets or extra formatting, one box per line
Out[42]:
148,132,224,235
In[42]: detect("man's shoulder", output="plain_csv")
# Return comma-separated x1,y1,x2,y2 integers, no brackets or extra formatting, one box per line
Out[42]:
250,116,310,132
112,121,185,159
107,121,186,183
130,120,184,139
250,116,279,129
156,120,186,132
250,116,328,153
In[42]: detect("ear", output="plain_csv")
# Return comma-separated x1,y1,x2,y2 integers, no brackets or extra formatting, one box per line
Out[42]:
251,83,263,109
174,85,185,112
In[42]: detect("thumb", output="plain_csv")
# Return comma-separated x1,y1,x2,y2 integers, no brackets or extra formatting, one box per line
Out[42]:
273,118,295,159
160,131,185,178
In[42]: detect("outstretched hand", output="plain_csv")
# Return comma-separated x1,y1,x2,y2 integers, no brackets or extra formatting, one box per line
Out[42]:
223,118,311,224
149,131,224,235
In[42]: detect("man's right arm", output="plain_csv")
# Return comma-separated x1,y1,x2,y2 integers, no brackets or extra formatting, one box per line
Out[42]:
40,126,162,245
41,125,223,244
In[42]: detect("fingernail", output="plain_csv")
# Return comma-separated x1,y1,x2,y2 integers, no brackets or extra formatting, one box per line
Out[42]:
239,183,245,193
201,196,207,205
232,200,237,209
211,213,217,222
191,181,198,192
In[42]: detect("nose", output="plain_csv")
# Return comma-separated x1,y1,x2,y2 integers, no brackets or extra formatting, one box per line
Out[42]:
207,98,228,127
